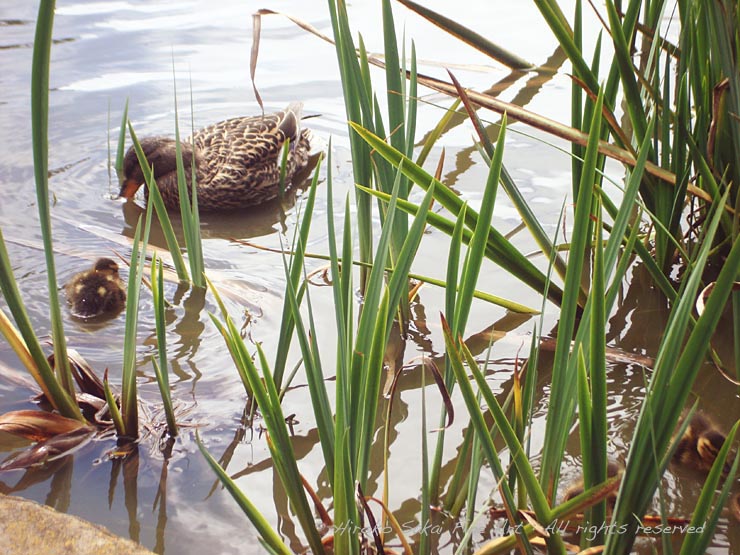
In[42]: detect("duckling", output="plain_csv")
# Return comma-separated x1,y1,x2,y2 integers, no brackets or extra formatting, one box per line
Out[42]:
120,103,311,211
563,460,623,508
672,412,730,474
64,258,126,320
731,492,740,523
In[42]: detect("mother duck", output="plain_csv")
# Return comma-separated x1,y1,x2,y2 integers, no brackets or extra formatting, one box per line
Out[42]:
120,102,310,211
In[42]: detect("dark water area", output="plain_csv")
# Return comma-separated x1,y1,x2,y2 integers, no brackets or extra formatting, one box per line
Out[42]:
0,1,738,553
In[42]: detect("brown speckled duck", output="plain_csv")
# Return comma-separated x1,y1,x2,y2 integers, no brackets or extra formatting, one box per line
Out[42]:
673,413,731,474
64,258,126,320
120,103,310,211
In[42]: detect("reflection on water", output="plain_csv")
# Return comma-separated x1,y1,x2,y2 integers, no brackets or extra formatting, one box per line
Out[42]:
0,1,738,554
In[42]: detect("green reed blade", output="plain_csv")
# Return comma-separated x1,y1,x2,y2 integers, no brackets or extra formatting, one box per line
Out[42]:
151,254,177,437
103,372,124,436
441,315,535,555
397,0,533,70
327,0,374,290
678,422,739,555
607,190,740,554
173,72,205,288
0,229,80,418
453,116,504,334
115,98,129,175
539,89,603,500
583,200,607,544
120,200,152,437
281,235,335,481
350,124,564,305
196,433,292,555
273,159,322,387
31,0,80,410
449,73,570,288
419,367,430,555
209,284,325,554
127,122,190,283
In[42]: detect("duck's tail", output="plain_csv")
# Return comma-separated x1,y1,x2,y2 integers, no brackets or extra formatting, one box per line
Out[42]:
278,102,305,144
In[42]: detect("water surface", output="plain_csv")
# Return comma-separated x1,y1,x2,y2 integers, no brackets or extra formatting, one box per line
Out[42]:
0,1,737,553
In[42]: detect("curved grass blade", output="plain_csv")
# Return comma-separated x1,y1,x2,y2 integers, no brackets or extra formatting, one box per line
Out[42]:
115,98,129,175
127,122,190,283
350,124,564,305
678,422,739,555
539,89,603,500
397,0,533,70
607,190,740,554
31,0,80,412
151,254,177,437
196,433,292,555
120,202,153,438
441,314,535,555
208,286,325,554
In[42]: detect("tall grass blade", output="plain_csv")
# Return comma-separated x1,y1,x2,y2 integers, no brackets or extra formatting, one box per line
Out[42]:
397,0,533,70
0,230,80,419
280,187,335,480
327,0,374,290
350,123,564,305
607,190,740,554
273,159,323,388
120,201,153,438
172,73,205,288
31,0,78,408
196,434,292,555
115,98,129,175
441,314,535,555
583,201,607,544
127,123,190,284
539,89,603,500
209,286,325,554
151,254,177,437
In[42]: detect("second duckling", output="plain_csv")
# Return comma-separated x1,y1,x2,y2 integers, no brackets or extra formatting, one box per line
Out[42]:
563,460,623,508
672,413,730,474
64,258,126,320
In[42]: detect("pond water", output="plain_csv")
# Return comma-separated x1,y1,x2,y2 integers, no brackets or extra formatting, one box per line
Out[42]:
0,1,738,554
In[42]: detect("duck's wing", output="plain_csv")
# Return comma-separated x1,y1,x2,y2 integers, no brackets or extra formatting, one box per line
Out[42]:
192,104,303,171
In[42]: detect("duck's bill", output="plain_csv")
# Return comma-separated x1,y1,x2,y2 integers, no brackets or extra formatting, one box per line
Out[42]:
119,179,142,198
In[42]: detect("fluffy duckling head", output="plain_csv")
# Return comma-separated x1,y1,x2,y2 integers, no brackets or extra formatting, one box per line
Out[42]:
65,258,126,320
673,413,732,474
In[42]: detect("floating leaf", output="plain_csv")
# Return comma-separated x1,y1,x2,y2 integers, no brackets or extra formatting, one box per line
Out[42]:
0,410,91,442
0,426,95,471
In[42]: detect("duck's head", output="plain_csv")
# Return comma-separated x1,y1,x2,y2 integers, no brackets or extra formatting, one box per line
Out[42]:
120,137,194,198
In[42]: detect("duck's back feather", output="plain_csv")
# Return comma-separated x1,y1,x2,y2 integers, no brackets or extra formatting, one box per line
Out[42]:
185,105,308,208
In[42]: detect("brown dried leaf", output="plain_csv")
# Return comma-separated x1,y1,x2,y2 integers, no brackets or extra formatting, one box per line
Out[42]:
518,509,549,538
0,410,90,442
0,427,95,471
